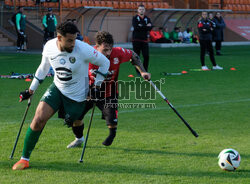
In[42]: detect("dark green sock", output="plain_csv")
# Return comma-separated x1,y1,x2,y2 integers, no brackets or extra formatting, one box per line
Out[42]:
22,126,42,159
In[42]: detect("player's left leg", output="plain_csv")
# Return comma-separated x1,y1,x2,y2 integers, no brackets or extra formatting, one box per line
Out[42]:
66,100,93,148
67,120,85,148
12,101,56,170
101,98,118,146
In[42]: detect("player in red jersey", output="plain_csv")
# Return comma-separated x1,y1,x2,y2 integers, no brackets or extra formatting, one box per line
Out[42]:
66,31,151,148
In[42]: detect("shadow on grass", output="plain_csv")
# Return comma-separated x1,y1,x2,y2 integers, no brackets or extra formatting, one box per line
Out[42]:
1,160,249,179
89,146,250,159
89,146,218,158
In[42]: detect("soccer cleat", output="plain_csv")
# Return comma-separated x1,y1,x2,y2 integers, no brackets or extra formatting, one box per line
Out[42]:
201,66,209,70
212,65,223,70
67,137,84,148
12,159,29,170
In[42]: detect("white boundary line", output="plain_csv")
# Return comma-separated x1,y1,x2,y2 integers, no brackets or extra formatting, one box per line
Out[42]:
1,98,250,125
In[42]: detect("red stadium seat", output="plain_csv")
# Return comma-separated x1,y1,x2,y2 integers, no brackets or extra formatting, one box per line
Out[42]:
27,0,34,7
237,4,243,10
247,5,250,11
69,0,76,8
75,0,81,8
113,1,119,9
82,0,87,6
125,2,132,9
19,0,27,7
232,4,238,10
227,4,233,10
87,0,95,6
153,2,161,8
5,0,13,6
106,1,112,7
146,2,153,9
119,1,126,9
162,2,169,8
242,4,247,10
95,1,101,7
61,0,69,8
234,0,240,4
100,1,106,7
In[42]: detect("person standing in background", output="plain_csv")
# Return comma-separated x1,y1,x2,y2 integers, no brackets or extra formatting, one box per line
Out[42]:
198,11,223,70
43,8,57,44
71,19,84,41
132,4,153,73
14,7,27,51
213,12,226,55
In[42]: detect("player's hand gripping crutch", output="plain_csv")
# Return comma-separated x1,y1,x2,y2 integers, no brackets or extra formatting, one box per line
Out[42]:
10,90,33,159
148,80,199,138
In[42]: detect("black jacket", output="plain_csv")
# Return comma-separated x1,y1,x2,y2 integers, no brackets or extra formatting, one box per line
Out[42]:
198,18,214,41
132,15,152,42
213,17,226,41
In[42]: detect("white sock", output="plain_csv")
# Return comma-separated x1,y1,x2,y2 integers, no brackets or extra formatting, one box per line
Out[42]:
21,157,30,161
76,136,84,141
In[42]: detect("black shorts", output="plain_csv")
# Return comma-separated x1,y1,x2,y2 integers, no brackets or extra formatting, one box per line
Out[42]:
80,98,118,126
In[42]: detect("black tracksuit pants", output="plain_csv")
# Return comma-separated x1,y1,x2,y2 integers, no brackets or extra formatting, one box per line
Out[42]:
215,41,222,52
132,41,149,72
200,40,217,66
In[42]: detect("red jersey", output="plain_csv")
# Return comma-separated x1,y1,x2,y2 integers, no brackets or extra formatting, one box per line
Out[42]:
89,47,133,98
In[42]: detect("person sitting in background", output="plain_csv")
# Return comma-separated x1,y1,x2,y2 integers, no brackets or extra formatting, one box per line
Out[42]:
183,28,192,43
178,27,184,42
162,27,173,43
149,27,162,42
170,27,182,43
149,27,171,43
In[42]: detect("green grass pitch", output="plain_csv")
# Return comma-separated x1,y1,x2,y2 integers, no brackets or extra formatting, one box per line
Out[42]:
0,46,250,183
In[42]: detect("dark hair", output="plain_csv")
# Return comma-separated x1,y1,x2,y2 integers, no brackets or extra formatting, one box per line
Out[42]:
18,6,23,10
95,31,114,46
56,21,79,36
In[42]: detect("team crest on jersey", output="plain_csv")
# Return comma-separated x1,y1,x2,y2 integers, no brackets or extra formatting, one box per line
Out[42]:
113,58,119,64
69,57,76,64
59,58,66,65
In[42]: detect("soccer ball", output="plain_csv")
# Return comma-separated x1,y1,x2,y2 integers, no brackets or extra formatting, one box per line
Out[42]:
218,148,241,171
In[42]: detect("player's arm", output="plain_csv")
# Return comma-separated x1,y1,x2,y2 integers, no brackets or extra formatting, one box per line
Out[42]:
130,51,151,80
42,15,47,28
86,46,110,87
20,55,50,101
16,13,21,31
146,17,153,31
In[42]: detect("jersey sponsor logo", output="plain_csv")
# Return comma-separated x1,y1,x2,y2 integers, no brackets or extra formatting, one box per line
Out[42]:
113,58,119,64
55,67,72,81
69,57,76,64
59,58,66,65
